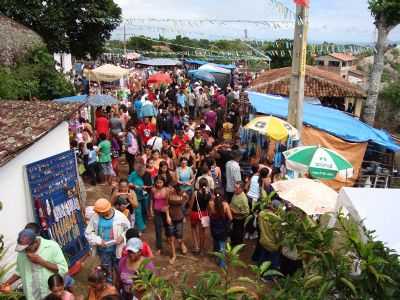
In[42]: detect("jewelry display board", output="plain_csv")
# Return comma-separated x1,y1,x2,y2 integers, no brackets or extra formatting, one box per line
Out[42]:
26,150,90,266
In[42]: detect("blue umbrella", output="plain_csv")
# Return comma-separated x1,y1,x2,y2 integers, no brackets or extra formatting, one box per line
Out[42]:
86,94,119,106
188,70,215,83
53,95,87,103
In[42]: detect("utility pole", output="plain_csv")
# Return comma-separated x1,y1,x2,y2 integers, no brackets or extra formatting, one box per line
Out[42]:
123,22,127,56
288,4,309,137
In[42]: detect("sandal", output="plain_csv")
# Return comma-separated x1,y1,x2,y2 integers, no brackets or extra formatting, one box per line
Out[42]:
181,244,188,255
169,256,176,264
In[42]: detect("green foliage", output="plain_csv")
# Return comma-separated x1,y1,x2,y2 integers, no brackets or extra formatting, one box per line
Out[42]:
0,0,122,58
126,36,155,51
0,203,25,300
132,197,400,300
0,47,74,100
380,79,400,106
181,244,261,300
368,0,400,28
134,259,174,300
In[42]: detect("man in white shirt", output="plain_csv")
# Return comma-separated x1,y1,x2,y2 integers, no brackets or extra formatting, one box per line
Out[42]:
225,150,242,203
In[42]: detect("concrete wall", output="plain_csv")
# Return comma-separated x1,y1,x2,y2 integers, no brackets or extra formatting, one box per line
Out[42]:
0,122,70,266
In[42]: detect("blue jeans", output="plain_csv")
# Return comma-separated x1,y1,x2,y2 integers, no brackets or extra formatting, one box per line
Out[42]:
97,249,118,283
154,210,167,251
254,244,281,278
213,238,226,268
135,200,146,232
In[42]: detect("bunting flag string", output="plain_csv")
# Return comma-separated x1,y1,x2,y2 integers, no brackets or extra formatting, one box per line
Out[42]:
103,48,268,61
267,0,296,20
123,18,293,27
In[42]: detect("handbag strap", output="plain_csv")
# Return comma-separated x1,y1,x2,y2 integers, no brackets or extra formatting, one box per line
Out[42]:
195,192,203,218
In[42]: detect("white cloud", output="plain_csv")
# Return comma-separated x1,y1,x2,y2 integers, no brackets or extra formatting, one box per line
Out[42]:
113,0,400,43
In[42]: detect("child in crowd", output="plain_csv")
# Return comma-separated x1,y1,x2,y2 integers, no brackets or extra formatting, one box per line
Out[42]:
46,274,75,300
122,228,154,258
87,266,119,300
86,142,98,185
114,197,130,218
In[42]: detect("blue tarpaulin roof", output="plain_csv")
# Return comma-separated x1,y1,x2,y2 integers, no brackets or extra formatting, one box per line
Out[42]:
184,59,236,70
248,92,400,152
53,95,87,103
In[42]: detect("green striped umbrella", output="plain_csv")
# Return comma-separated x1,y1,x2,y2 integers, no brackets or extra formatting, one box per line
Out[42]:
283,146,354,180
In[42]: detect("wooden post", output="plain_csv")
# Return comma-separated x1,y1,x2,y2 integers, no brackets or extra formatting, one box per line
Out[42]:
288,4,309,137
123,23,127,56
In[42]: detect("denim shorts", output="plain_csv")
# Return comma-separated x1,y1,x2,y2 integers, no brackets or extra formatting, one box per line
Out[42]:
100,162,115,176
166,220,184,239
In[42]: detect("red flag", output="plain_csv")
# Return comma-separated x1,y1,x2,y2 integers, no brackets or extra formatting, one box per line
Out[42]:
294,0,309,6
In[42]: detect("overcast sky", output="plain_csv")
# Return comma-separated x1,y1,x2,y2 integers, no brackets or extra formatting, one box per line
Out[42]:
113,0,400,43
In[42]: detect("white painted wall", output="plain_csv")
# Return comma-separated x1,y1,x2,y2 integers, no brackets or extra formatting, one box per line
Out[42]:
0,121,70,266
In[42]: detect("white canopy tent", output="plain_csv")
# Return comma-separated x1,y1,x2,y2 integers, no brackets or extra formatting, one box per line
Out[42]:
335,187,400,253
84,64,130,82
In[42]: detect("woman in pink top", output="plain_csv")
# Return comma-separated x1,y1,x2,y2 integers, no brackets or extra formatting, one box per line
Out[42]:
150,176,171,255
47,274,76,300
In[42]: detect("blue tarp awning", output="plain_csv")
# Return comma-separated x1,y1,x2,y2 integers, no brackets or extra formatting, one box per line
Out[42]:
184,59,236,70
53,95,87,103
248,92,400,152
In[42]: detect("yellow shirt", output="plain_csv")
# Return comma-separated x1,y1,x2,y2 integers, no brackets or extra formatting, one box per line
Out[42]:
222,122,233,141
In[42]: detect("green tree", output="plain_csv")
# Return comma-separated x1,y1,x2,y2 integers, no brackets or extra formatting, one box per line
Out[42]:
126,36,154,51
0,47,74,100
362,0,400,125
0,0,121,59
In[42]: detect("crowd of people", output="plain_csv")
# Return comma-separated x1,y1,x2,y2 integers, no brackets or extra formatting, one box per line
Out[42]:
0,68,296,300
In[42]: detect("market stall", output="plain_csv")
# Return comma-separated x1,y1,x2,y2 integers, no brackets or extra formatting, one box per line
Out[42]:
84,64,130,82
247,91,400,189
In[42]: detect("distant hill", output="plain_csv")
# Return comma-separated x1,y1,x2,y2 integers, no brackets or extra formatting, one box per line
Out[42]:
358,47,400,133
357,47,400,85
0,16,44,66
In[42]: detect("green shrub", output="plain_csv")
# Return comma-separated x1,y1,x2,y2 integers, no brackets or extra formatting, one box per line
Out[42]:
0,47,74,100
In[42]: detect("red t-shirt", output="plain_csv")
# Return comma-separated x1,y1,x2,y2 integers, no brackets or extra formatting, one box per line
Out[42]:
138,122,156,144
172,134,189,156
217,94,227,108
148,92,157,102
122,241,153,258
96,116,109,136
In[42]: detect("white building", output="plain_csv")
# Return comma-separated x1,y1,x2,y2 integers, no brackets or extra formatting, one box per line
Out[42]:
315,52,358,80
0,100,80,265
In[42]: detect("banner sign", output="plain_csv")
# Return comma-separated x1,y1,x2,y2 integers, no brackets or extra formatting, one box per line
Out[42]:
26,150,89,267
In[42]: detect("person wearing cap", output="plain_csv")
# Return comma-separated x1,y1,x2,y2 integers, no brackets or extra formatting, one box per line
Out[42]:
118,238,155,299
85,198,130,283
0,229,68,299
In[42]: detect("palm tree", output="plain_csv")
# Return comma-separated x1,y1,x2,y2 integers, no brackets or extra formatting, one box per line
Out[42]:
362,0,400,125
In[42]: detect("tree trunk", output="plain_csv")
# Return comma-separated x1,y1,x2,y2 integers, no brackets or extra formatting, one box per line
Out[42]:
362,21,390,126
